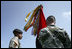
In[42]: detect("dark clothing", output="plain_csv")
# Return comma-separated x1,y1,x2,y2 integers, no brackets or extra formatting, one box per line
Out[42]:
36,37,42,48
38,25,71,48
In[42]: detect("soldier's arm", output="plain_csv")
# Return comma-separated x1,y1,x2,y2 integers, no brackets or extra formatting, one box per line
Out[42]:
63,31,71,48
9,41,17,48
39,28,51,47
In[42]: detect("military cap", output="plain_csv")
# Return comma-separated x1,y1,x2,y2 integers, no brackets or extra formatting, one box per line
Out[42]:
13,29,23,34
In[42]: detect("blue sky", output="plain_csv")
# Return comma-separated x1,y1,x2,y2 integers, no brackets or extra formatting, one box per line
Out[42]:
1,1,71,48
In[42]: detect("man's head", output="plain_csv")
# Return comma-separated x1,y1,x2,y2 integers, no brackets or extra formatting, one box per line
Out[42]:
46,15,56,25
13,29,23,39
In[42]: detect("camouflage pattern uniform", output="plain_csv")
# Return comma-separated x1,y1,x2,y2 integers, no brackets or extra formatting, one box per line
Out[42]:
9,36,21,48
39,25,71,48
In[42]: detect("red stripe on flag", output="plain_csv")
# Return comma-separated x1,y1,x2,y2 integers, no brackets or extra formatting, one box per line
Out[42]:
37,7,47,37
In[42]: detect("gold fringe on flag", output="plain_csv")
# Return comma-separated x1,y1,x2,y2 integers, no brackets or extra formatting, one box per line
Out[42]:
24,5,42,36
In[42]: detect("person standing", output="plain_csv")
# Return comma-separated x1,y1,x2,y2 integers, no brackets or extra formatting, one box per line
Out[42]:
9,29,23,48
38,15,71,48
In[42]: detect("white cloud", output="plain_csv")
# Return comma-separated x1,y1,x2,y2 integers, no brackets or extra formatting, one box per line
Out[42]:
62,11,71,18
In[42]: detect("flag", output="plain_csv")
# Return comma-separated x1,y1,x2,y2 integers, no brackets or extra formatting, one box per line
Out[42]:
37,7,47,37
24,5,47,37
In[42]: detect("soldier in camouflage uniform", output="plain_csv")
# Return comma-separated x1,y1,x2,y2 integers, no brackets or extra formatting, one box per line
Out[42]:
38,15,71,48
9,29,23,48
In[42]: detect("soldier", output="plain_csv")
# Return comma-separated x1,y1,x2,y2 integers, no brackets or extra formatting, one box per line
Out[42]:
9,29,23,48
38,15,71,48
